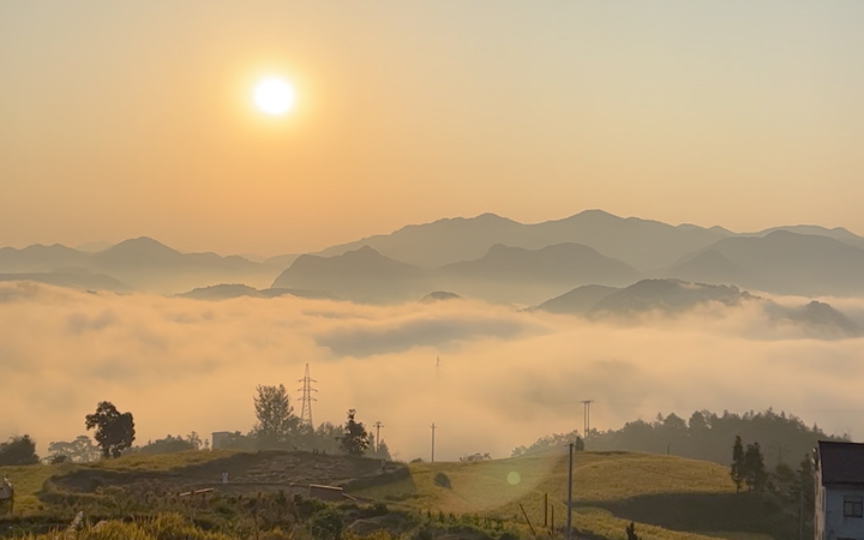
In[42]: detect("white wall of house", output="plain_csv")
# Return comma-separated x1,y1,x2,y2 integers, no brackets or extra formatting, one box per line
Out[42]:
817,480,864,540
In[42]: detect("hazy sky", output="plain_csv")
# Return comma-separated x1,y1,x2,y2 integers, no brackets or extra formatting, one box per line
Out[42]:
3,1,864,255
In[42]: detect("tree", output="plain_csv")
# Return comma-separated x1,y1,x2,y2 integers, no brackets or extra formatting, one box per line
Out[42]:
251,384,300,449
744,442,768,491
0,435,39,465
85,402,135,458
340,409,370,456
48,435,100,463
575,436,585,451
372,439,393,461
731,435,745,492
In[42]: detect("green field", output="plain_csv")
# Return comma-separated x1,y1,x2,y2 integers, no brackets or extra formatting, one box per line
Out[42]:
1,449,785,540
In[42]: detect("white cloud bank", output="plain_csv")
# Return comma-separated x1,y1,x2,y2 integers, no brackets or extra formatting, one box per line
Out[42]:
2,282,864,461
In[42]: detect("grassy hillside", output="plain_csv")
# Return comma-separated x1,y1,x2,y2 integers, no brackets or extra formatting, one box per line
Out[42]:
349,448,781,540
1,449,783,540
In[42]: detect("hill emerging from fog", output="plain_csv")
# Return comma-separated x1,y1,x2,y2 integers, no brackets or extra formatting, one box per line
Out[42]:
271,246,429,303
176,283,336,301
537,278,862,338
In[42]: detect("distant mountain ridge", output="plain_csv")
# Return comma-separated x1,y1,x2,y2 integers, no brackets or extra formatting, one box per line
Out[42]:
664,230,864,295
0,237,281,294
6,211,864,300
314,210,735,271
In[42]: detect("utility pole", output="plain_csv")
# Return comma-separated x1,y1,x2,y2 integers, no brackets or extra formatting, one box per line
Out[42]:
297,364,317,427
799,489,804,540
566,443,573,540
431,423,436,463
581,400,593,443
374,421,384,453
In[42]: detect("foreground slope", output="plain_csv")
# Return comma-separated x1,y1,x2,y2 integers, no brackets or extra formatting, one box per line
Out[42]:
349,449,788,540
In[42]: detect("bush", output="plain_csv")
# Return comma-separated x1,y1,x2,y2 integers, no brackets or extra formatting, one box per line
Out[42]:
310,508,344,540
0,435,39,465
433,472,451,489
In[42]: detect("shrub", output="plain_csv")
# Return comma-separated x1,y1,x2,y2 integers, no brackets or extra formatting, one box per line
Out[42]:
310,508,344,540
0,435,39,465
433,472,451,489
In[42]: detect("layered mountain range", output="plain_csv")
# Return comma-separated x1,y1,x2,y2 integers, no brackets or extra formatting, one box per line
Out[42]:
4,210,864,303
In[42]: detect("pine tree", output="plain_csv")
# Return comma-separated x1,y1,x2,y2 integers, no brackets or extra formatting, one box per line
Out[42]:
340,409,370,456
731,435,745,492
744,442,768,491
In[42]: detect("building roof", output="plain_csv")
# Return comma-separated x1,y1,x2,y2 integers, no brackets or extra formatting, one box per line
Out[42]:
818,441,864,486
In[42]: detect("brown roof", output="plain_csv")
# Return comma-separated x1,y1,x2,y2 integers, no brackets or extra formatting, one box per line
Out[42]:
818,441,864,486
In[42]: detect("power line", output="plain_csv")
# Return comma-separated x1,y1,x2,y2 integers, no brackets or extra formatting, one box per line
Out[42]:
297,363,317,427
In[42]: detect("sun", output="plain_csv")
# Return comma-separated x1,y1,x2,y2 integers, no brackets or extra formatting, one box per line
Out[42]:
253,77,295,115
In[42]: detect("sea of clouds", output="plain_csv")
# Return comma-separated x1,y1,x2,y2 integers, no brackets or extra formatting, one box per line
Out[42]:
2,281,864,462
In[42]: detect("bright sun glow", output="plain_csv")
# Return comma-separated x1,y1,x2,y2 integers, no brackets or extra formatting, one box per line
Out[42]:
254,77,295,115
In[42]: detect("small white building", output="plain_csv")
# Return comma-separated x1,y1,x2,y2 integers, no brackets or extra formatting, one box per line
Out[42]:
815,441,864,540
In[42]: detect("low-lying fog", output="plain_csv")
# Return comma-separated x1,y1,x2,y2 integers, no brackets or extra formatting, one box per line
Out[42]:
3,281,864,461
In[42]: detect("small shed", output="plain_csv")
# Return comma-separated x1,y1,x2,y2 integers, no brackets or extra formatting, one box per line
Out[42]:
309,484,349,501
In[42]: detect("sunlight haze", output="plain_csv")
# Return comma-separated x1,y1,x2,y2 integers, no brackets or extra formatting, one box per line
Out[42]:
3,1,864,255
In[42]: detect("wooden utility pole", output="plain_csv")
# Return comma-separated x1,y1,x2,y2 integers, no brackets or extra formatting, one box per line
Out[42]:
544,493,548,527
566,443,573,539
581,400,593,443
373,421,384,453
799,489,804,540
431,423,436,463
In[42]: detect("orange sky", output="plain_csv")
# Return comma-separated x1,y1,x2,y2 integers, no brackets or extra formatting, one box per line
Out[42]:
3,1,864,256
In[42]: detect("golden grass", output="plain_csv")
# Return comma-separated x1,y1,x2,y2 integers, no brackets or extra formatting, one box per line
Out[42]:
353,449,739,540
0,463,70,515
80,449,238,472
0,450,237,516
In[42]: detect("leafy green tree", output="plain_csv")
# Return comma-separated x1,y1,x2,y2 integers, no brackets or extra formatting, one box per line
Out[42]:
340,409,370,456
48,435,100,463
731,436,745,492
85,402,135,458
0,435,38,465
251,384,300,449
744,442,768,491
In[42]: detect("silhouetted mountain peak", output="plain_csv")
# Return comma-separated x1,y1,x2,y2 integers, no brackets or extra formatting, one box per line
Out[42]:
101,236,180,257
